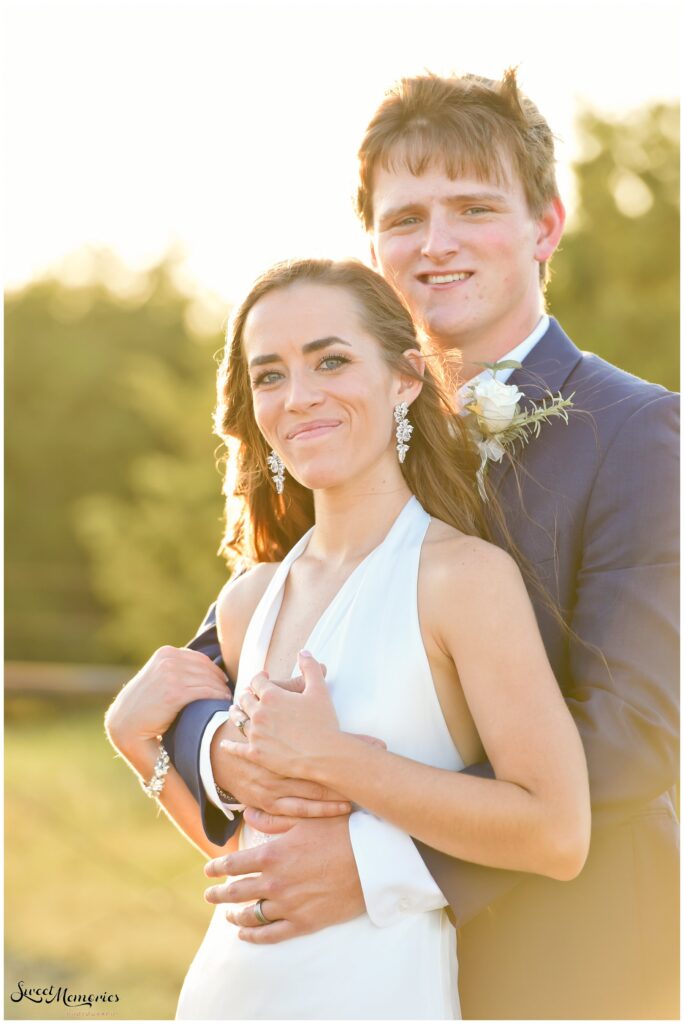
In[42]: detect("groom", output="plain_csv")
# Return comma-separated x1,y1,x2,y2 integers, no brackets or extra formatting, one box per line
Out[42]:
158,70,679,1018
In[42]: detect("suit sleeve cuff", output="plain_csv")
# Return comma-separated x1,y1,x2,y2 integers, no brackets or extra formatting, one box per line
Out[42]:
348,810,447,927
199,712,245,821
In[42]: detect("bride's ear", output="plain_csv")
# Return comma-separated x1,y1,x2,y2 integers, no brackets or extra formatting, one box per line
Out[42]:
395,348,425,406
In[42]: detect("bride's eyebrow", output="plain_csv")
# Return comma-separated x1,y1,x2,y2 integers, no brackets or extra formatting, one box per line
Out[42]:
249,337,352,369
302,336,353,355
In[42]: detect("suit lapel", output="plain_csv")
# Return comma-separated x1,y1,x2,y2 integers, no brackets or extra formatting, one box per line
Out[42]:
486,318,584,491
507,318,583,398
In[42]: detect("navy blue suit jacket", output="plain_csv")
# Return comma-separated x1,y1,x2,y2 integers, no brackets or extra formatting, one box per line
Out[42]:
165,320,679,1018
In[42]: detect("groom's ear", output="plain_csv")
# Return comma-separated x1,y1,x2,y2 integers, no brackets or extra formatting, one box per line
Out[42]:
534,196,566,264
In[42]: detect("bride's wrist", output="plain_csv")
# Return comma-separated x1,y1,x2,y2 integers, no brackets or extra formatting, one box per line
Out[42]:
104,704,152,759
108,728,159,777
304,730,361,789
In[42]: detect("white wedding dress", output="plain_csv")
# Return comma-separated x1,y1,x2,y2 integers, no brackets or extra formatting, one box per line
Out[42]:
176,496,464,1019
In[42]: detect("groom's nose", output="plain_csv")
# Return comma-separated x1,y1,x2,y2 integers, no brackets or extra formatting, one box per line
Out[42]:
421,211,460,263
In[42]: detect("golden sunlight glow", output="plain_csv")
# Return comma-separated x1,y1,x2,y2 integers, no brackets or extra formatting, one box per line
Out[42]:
5,0,680,304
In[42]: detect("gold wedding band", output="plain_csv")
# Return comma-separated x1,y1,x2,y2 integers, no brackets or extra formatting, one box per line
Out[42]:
253,898,272,926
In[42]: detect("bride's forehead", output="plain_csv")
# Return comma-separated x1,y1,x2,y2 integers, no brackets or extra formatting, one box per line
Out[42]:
243,284,370,351
248,281,361,323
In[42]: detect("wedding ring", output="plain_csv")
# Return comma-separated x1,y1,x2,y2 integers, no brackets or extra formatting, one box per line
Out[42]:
253,898,272,926
231,703,250,737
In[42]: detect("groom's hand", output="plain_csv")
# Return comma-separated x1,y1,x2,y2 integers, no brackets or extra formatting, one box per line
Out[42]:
204,811,365,943
211,717,351,819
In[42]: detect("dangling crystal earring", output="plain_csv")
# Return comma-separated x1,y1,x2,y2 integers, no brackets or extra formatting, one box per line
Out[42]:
267,450,285,494
394,402,413,463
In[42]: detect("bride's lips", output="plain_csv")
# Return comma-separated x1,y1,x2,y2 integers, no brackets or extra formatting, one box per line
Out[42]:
286,420,342,441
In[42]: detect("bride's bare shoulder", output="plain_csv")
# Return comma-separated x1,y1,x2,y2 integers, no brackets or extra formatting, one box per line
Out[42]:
422,517,521,589
217,562,280,625
215,562,281,678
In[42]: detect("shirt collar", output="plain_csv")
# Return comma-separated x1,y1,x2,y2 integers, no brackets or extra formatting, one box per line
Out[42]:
457,314,550,404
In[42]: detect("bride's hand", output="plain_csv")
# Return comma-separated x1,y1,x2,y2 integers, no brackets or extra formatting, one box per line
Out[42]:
105,646,230,757
221,651,340,779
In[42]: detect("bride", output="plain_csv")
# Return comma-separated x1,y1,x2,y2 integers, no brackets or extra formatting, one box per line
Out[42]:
106,257,590,1019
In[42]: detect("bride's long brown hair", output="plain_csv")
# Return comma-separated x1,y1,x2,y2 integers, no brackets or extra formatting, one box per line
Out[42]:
216,257,490,563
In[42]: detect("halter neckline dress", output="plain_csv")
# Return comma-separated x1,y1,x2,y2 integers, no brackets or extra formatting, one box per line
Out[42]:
177,496,464,1020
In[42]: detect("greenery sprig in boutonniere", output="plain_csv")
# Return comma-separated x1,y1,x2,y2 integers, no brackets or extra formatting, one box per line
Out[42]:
463,360,574,500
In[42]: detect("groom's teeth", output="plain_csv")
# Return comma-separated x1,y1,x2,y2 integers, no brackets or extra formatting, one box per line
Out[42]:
425,272,470,284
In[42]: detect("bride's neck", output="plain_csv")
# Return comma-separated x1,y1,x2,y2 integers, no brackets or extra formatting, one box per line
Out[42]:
308,467,413,570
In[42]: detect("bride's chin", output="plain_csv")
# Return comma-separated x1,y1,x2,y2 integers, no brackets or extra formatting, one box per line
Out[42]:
291,466,348,492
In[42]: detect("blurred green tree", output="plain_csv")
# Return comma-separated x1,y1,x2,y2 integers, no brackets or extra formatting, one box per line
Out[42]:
548,102,679,390
76,351,229,661
5,253,228,663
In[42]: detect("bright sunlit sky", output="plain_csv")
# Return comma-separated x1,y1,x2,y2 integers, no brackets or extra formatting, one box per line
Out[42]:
3,0,681,306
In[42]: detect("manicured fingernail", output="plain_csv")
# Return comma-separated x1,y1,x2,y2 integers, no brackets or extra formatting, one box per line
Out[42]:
299,649,312,658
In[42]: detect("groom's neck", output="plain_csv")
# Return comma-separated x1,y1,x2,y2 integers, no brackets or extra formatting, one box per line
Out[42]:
430,300,546,382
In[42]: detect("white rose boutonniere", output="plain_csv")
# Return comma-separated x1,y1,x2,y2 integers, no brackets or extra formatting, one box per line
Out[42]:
464,360,574,500
467,376,523,432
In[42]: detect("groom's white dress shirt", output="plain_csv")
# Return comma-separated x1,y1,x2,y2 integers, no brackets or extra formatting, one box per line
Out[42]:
198,315,549,926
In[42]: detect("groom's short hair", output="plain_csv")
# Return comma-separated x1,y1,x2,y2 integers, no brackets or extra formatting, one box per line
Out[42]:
355,68,559,230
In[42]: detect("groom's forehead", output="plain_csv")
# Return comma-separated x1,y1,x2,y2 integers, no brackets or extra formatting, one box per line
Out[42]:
380,135,512,179
371,144,517,202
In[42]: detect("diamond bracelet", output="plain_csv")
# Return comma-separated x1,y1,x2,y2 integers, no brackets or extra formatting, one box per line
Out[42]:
141,741,170,798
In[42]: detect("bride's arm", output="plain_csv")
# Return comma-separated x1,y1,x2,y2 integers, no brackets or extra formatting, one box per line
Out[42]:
107,729,238,860
225,538,591,881
104,647,238,860
103,569,269,859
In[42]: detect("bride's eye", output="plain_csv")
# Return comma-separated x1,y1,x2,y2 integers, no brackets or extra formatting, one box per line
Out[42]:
251,369,283,388
317,354,351,372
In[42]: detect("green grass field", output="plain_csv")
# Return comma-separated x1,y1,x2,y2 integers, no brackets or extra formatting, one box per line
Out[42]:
5,697,214,1020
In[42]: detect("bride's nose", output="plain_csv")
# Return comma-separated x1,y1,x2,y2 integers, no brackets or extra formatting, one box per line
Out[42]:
283,368,325,412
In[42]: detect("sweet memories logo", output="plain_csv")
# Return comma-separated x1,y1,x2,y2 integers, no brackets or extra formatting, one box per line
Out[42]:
10,981,120,1010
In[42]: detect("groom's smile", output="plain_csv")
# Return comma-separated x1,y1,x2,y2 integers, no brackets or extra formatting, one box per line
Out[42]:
417,270,474,287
